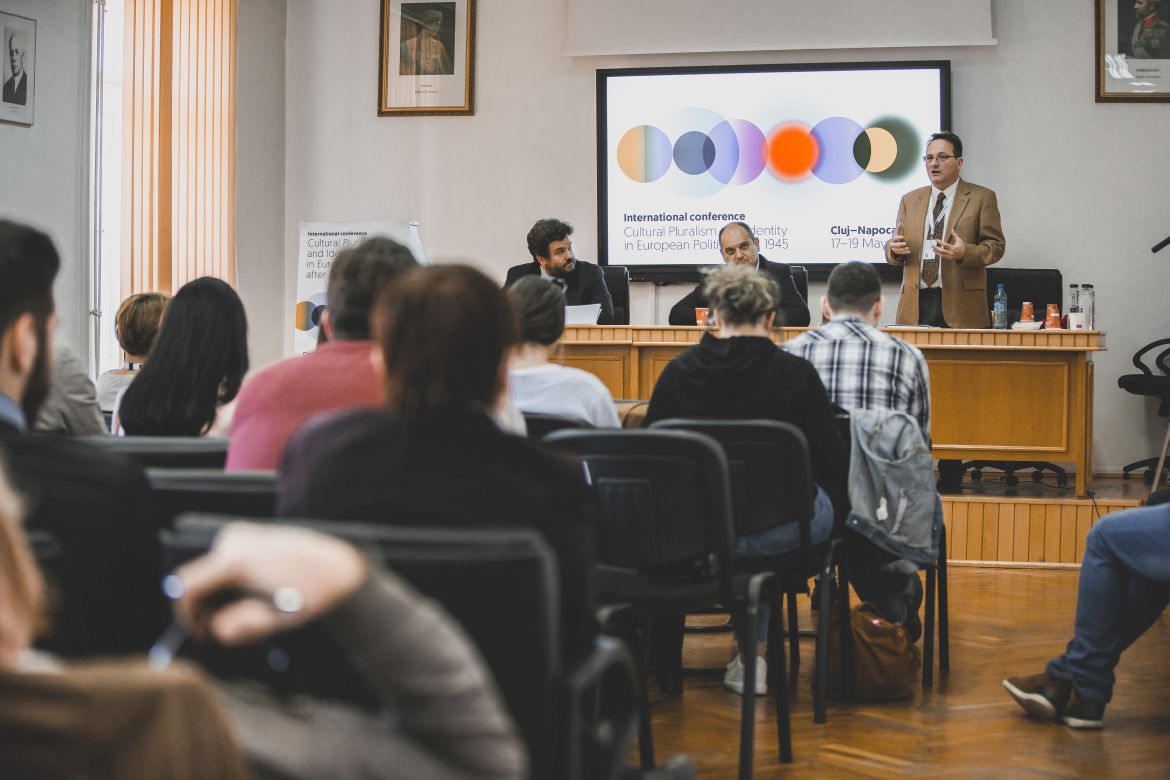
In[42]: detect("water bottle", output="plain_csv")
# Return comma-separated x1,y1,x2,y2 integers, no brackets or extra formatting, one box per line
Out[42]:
992,283,1008,329
1080,284,1095,330
1068,284,1080,317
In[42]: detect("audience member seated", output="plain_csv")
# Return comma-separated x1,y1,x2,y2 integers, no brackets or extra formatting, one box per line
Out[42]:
0,465,527,778
643,264,845,695
504,218,614,325
95,291,169,413
33,344,107,436
278,264,598,661
668,221,810,327
0,220,165,655
114,277,248,437
1003,501,1170,731
784,260,934,633
506,276,620,429
226,237,417,470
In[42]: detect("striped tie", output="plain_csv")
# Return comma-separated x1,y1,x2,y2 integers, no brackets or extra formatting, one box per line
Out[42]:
922,192,946,288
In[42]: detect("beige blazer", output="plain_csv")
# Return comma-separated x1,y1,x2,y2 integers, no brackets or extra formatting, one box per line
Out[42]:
884,179,1006,328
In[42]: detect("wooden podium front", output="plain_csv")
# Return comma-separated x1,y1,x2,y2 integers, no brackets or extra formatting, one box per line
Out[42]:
554,326,1105,497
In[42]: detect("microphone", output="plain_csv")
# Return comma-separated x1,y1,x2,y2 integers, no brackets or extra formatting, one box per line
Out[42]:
1153,235,1170,254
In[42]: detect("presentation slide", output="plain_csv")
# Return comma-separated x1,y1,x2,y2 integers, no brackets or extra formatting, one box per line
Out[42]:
598,63,949,276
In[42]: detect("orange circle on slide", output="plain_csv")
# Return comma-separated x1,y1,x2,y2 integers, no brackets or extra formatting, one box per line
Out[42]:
768,123,819,181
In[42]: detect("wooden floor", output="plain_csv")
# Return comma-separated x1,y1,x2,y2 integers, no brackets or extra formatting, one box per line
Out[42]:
646,566,1170,777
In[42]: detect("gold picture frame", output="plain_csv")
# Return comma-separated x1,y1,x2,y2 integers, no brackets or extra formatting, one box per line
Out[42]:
379,0,475,116
1096,0,1170,102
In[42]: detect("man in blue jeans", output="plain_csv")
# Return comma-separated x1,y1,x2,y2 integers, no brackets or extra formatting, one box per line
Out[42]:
1003,501,1170,729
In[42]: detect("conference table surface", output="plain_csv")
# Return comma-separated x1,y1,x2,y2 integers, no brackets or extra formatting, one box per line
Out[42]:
554,325,1105,497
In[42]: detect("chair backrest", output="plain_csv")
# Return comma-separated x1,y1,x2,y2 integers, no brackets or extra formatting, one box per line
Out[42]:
522,412,593,438
650,419,815,552
790,265,809,306
163,516,565,778
545,428,735,587
602,265,631,325
146,469,277,527
80,436,228,468
986,267,1062,325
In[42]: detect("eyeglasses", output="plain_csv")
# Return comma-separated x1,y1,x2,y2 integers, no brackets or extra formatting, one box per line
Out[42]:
922,154,957,164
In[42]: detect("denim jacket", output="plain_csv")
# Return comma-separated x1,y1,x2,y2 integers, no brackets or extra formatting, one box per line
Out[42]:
844,408,940,566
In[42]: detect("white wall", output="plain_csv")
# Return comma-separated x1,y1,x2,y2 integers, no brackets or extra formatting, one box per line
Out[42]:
236,0,287,370
264,0,1170,472
0,0,92,365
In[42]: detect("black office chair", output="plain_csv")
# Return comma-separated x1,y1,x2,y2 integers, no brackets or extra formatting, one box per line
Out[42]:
837,410,949,687
546,428,791,775
146,468,277,527
80,435,229,468
789,265,809,309
1119,337,1170,487
522,412,593,438
602,265,631,325
650,418,848,723
163,517,638,780
944,267,1069,488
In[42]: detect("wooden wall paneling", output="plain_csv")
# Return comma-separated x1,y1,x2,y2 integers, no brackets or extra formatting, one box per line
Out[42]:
1013,504,1031,563
950,502,968,559
1075,504,1093,562
996,503,1014,561
1043,505,1062,564
981,502,999,561
1059,505,1078,563
1028,505,1046,563
966,501,984,560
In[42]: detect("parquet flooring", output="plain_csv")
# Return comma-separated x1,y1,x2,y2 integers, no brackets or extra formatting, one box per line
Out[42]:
646,567,1170,777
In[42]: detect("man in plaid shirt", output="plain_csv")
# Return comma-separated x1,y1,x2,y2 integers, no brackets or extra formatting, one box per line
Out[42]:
785,261,933,638
784,261,930,439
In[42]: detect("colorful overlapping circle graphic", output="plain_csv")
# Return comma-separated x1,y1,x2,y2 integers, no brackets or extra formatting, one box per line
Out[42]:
616,113,921,187
294,293,328,332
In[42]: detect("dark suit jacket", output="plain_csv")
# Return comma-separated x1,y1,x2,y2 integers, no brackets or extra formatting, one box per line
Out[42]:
0,424,166,656
3,73,27,105
668,256,811,327
278,408,598,661
504,259,615,325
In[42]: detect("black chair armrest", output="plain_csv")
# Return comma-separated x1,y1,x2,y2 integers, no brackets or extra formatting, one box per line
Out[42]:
1132,337,1170,374
565,635,640,780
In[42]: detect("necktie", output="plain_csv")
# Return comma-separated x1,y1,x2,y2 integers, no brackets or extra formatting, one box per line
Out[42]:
922,193,946,288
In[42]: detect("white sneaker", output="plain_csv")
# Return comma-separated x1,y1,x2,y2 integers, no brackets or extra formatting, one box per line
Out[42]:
723,653,767,696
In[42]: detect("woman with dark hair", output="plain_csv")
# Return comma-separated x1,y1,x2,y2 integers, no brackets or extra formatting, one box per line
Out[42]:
506,277,620,428
114,277,248,437
278,264,598,662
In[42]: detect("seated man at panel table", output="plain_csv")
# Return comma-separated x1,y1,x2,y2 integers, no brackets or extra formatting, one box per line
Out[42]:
1003,500,1170,730
226,236,418,470
883,131,1005,328
0,219,164,655
785,260,933,633
504,218,614,325
668,221,810,327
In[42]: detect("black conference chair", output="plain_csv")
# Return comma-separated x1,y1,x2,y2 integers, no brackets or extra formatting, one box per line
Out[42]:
837,410,949,687
546,428,791,775
80,435,229,469
603,265,631,325
522,412,593,438
163,516,639,780
650,418,847,723
941,267,1070,488
1119,337,1170,487
790,265,809,309
146,468,277,528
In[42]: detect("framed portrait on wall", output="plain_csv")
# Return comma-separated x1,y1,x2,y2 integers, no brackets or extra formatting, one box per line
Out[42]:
379,0,476,115
1096,0,1170,101
1,11,35,125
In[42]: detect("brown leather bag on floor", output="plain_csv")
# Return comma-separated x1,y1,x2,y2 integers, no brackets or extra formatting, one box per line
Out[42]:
825,601,921,701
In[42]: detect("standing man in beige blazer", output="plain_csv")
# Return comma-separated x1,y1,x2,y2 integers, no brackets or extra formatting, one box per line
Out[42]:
884,132,1005,328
